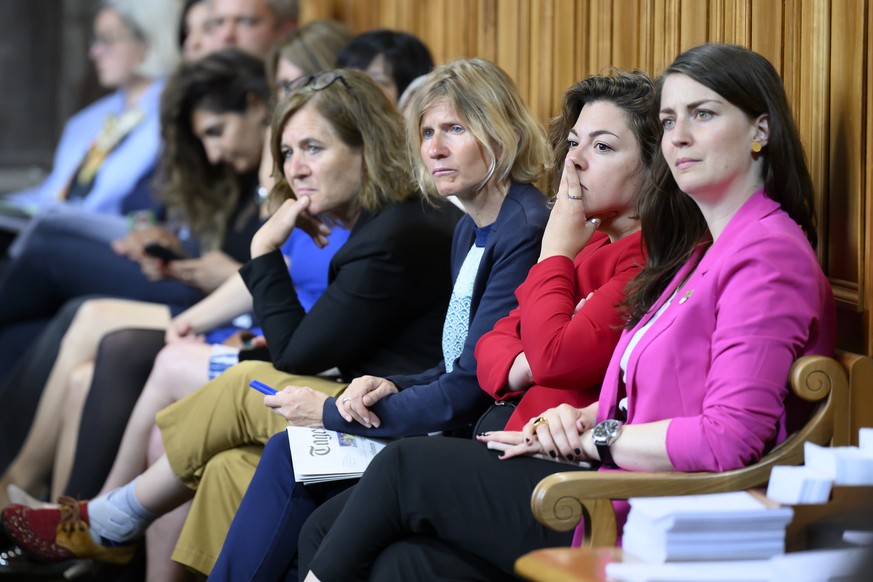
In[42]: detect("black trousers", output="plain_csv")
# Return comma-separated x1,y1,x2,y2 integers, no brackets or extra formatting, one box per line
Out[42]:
0,217,201,328
63,329,166,498
301,437,580,582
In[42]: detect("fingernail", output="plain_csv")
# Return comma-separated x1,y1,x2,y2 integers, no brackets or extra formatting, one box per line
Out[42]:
549,450,557,459
525,437,531,443
566,455,575,462
574,448,581,455
477,432,490,437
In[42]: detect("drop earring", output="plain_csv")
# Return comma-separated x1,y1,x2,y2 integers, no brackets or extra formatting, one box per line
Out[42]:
751,140,762,153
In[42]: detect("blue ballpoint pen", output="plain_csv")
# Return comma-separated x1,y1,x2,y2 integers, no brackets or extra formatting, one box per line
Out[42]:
249,380,277,396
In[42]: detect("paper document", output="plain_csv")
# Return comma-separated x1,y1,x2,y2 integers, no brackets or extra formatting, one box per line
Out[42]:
286,427,388,484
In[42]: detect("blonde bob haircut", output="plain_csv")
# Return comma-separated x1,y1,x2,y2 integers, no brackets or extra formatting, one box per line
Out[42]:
269,69,416,216
405,58,550,200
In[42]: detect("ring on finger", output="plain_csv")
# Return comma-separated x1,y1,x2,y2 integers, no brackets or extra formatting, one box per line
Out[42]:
342,397,351,404
567,195,582,200
531,416,548,430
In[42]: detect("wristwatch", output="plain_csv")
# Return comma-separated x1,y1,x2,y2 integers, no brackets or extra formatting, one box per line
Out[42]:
592,419,622,467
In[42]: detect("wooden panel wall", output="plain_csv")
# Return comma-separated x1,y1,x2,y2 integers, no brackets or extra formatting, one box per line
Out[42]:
301,0,873,358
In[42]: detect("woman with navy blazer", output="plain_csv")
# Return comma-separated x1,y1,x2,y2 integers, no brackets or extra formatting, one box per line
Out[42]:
299,44,836,581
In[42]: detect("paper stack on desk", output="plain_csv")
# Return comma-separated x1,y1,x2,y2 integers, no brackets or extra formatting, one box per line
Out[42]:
766,431,873,504
622,491,794,563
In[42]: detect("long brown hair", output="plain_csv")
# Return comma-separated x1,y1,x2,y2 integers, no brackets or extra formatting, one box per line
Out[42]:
624,43,817,327
157,49,269,250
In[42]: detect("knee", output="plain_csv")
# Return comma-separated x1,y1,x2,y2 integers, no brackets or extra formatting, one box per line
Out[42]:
262,432,289,463
64,361,95,408
61,300,111,350
151,342,192,383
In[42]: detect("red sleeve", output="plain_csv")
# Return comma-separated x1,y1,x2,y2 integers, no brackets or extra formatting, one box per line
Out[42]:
518,233,644,390
475,304,524,400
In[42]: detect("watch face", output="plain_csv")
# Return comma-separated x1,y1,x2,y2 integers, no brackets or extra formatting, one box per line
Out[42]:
593,419,621,440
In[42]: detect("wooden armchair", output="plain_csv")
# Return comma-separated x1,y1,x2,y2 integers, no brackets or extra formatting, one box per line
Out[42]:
523,351,871,548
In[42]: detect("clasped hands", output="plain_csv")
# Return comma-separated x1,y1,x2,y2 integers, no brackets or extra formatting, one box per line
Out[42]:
477,403,597,464
334,376,398,428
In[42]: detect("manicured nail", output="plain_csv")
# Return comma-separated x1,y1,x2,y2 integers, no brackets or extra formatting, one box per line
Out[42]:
525,437,531,443
477,432,490,437
566,455,575,462
574,448,581,455
549,450,557,459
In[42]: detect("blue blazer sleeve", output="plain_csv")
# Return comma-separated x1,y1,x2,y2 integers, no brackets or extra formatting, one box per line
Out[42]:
322,183,549,437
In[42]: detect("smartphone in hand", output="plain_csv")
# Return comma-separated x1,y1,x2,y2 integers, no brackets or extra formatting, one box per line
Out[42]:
249,380,277,396
143,242,184,262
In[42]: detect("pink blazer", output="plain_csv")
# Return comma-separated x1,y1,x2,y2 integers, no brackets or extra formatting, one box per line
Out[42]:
596,189,836,473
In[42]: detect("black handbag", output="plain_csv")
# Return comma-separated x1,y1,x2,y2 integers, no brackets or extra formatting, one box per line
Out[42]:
473,399,519,435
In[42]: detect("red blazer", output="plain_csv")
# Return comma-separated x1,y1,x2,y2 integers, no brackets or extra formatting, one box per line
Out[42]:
476,230,646,431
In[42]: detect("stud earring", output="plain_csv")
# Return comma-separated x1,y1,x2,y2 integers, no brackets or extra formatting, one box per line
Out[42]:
751,140,762,153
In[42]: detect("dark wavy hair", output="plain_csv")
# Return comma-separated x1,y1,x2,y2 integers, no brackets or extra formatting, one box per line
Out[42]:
623,43,817,327
157,49,269,250
548,69,659,198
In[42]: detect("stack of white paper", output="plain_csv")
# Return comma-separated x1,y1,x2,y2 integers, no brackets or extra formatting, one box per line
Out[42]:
766,465,833,504
607,547,868,582
622,491,794,563
286,427,388,484
804,442,873,486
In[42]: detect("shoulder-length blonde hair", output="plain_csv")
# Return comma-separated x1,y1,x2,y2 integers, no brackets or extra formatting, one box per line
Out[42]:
269,69,416,217
405,58,550,201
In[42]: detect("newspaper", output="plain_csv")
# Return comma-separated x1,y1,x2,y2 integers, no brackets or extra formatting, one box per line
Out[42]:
286,426,388,484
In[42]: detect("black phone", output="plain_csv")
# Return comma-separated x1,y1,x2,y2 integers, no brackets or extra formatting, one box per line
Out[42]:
143,242,184,262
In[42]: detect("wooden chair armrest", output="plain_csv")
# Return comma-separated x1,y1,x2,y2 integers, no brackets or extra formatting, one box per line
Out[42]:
530,354,850,544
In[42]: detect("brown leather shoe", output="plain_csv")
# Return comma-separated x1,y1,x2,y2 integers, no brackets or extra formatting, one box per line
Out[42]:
2,497,136,565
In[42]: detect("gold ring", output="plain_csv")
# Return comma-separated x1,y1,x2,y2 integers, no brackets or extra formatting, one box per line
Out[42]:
531,416,548,429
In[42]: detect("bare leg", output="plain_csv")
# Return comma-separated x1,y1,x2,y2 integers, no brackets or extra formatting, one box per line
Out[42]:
144,425,195,582
0,299,169,507
50,361,95,500
134,455,193,515
100,341,214,493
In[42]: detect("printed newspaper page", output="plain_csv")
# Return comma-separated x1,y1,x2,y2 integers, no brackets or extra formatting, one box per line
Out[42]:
286,426,388,484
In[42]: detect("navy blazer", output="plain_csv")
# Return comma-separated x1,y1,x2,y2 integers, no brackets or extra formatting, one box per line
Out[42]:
322,182,550,437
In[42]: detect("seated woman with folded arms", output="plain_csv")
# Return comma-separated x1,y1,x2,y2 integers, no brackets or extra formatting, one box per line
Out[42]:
297,43,837,581
2,67,460,577
209,66,654,582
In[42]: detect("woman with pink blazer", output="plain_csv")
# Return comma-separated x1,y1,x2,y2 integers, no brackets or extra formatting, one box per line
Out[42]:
277,44,838,581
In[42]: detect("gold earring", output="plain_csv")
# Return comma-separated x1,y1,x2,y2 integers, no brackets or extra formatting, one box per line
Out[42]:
751,140,762,153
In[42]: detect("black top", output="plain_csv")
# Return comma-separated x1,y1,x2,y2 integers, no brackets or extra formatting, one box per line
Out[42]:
239,196,461,380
